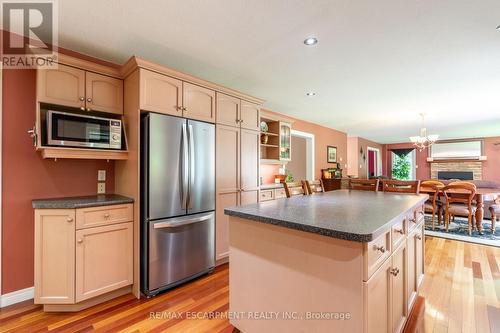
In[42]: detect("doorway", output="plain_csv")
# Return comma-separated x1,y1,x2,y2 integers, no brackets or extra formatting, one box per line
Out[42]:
367,147,381,178
286,130,315,181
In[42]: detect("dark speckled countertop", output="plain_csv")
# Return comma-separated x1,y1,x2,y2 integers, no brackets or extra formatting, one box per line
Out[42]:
32,194,134,209
224,190,428,242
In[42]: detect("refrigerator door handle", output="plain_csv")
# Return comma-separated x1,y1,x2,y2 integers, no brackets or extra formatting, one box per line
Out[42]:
153,212,214,229
181,123,189,208
188,124,195,208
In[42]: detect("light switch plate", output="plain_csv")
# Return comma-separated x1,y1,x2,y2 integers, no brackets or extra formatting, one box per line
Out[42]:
98,170,106,181
97,182,106,194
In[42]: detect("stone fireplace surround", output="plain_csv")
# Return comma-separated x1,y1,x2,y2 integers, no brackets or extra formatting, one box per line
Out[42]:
430,161,482,180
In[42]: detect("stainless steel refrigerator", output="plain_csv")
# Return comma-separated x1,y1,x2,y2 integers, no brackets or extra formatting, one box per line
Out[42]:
141,112,215,296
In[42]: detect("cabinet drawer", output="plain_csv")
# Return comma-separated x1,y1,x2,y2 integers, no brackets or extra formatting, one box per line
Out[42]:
408,206,424,232
76,204,133,230
364,230,391,281
259,190,274,202
391,219,406,249
274,188,286,199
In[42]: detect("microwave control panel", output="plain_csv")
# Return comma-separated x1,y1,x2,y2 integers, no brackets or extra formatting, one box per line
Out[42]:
110,120,122,149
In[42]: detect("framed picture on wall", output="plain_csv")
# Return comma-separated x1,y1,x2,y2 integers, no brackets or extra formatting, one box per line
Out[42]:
327,146,337,163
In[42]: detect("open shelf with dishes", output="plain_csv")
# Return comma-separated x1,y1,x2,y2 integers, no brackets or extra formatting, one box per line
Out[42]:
259,112,292,163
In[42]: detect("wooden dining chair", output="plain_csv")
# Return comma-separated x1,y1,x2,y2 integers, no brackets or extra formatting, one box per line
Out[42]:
382,180,421,194
304,180,324,195
420,180,444,230
442,182,477,235
348,179,380,192
488,197,499,233
284,181,307,198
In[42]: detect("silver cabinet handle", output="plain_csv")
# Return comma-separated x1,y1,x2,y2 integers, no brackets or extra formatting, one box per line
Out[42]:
409,218,416,223
395,229,404,235
374,245,386,253
188,124,195,208
66,217,73,222
80,106,85,110
181,124,189,208
77,239,83,243
416,234,422,240
87,98,92,102
79,97,85,101
153,212,213,229
390,268,400,276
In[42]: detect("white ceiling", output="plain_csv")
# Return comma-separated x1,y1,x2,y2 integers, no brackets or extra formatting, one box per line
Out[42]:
58,0,500,143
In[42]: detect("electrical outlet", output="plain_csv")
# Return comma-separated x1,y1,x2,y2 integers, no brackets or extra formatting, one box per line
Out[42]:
98,170,106,181
97,182,106,194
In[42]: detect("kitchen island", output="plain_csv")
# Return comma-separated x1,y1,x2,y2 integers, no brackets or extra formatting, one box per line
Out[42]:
224,190,428,333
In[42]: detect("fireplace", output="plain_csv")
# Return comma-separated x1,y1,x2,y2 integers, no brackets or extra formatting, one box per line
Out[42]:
437,171,474,180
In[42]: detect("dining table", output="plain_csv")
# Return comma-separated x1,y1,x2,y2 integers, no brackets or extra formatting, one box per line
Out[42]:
420,186,500,234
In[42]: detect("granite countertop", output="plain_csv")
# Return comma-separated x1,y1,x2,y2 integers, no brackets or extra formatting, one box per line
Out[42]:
260,183,284,190
32,194,134,209
225,190,428,242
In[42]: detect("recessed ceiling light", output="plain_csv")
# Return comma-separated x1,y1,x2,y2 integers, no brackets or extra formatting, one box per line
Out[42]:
306,92,316,96
303,37,318,46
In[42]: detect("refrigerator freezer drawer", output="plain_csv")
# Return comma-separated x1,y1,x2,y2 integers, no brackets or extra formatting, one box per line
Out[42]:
148,212,215,291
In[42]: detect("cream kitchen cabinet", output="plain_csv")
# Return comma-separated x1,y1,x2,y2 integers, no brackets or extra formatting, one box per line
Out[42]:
216,92,260,132
183,82,216,122
407,222,424,312
34,203,133,311
215,124,260,262
75,222,133,302
139,69,215,122
37,65,123,114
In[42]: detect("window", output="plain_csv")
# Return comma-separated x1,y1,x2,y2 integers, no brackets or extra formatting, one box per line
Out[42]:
392,150,416,180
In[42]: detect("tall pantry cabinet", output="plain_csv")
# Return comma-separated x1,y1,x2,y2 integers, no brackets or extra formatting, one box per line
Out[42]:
215,92,260,262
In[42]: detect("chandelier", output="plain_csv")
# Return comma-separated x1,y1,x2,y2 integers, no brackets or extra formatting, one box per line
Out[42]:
409,113,439,151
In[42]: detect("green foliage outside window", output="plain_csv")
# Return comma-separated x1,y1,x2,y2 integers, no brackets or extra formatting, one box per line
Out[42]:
392,154,411,180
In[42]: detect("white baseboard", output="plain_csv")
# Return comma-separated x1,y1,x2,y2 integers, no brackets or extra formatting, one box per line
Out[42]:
0,287,34,308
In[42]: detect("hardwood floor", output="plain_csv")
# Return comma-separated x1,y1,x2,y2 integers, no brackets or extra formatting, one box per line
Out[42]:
1,237,499,332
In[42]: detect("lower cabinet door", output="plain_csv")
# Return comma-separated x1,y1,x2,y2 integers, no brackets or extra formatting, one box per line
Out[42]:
406,231,417,312
415,225,424,290
34,209,76,304
216,192,239,261
364,258,392,333
391,243,408,333
75,222,133,302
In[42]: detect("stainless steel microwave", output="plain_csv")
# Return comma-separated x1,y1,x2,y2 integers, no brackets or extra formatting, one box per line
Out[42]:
47,110,122,149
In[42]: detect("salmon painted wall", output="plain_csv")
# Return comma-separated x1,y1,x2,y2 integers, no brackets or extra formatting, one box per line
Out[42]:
260,111,347,184
2,68,115,294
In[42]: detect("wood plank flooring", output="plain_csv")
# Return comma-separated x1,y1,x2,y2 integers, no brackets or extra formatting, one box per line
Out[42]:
1,237,499,332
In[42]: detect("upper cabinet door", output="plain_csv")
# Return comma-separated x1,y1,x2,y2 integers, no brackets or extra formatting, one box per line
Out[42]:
85,72,123,114
216,92,240,127
37,64,85,109
240,101,260,131
183,82,215,123
140,69,182,116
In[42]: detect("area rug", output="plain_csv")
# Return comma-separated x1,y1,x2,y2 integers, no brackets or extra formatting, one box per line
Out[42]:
424,215,500,247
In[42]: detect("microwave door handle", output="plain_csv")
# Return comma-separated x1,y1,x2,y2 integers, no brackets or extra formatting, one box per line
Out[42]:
181,124,189,209
188,124,195,208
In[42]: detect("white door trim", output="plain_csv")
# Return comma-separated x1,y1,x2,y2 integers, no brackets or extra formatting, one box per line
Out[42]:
367,146,382,177
291,130,315,180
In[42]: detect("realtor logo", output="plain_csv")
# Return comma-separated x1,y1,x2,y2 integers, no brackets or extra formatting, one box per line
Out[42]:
1,0,58,68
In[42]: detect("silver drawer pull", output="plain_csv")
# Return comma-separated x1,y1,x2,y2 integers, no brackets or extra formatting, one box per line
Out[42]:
77,239,83,243
66,217,73,222
390,268,400,276
374,245,386,253
416,235,422,240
